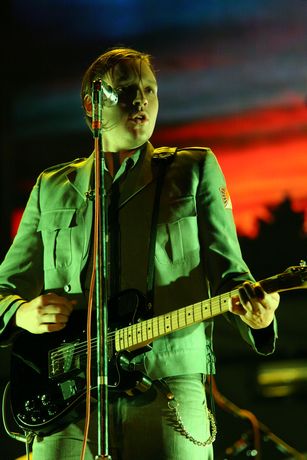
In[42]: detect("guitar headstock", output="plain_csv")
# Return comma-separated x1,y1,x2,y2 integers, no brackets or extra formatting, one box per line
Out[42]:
260,261,307,294
284,260,307,276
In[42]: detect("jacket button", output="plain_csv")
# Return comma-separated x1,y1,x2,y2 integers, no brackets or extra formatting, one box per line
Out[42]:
64,284,71,293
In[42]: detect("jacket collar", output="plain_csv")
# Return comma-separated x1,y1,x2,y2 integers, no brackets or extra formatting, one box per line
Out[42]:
65,142,158,207
118,142,157,208
66,154,94,201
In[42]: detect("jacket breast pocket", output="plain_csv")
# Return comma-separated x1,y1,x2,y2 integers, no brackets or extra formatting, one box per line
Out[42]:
37,209,77,270
155,196,199,265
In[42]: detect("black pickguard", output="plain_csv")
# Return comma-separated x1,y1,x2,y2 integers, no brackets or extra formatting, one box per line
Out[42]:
9,289,152,435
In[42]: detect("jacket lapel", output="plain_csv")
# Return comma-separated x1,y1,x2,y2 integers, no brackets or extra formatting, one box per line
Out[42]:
62,143,159,258
66,154,95,200
65,143,157,208
65,155,95,264
118,142,158,209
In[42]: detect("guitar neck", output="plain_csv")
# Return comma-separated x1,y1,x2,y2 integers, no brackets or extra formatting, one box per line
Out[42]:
114,264,307,353
114,288,238,352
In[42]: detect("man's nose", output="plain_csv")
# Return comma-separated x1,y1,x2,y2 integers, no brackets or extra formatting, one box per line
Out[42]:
133,87,148,107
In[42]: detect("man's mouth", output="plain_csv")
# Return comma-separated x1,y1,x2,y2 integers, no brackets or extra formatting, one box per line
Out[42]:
129,112,149,125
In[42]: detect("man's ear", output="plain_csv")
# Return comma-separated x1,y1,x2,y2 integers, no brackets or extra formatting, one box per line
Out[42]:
83,95,92,116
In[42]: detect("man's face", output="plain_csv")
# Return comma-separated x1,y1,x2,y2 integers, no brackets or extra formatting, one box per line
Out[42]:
95,59,159,152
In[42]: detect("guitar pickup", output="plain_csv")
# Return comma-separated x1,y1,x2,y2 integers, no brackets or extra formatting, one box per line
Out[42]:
49,342,81,378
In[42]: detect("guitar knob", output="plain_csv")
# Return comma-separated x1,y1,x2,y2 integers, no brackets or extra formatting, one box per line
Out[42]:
40,394,57,416
24,399,36,412
47,406,57,416
40,394,51,406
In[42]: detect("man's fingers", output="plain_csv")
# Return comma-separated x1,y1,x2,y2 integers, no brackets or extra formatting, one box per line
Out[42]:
43,293,76,311
254,283,265,301
38,322,67,333
40,304,73,316
229,296,245,315
240,281,265,301
230,282,279,329
34,293,76,316
15,293,76,334
40,312,71,323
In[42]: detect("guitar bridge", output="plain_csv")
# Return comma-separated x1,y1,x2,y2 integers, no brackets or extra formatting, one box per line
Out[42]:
48,342,81,378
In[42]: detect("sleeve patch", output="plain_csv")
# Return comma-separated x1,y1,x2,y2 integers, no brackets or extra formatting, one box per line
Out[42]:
219,186,232,209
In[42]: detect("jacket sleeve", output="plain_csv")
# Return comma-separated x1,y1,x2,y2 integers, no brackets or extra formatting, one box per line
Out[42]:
0,177,44,343
196,149,277,355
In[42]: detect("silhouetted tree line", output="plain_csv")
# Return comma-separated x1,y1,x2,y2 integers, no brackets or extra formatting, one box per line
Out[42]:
239,196,307,280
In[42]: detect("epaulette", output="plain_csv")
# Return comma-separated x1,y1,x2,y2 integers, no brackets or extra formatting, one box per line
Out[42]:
43,157,87,173
177,146,210,153
152,147,177,164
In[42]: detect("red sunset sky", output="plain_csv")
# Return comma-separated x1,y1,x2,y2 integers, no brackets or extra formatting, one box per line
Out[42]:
153,101,307,237
9,101,307,241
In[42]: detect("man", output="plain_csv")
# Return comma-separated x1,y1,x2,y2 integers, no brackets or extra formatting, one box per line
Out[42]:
0,48,279,459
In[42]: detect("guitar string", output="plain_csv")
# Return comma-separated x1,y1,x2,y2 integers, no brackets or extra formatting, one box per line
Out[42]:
49,290,236,370
49,291,236,366
50,291,237,370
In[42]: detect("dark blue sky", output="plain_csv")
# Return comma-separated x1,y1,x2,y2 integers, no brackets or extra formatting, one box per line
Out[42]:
9,0,307,138
14,0,282,40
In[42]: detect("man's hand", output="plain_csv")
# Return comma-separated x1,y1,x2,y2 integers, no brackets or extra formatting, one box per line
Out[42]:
230,281,279,329
15,293,75,334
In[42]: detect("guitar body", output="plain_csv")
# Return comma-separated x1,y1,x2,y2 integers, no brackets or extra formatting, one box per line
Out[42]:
9,289,152,435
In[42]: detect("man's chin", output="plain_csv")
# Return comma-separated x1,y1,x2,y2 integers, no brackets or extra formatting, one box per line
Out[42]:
127,132,151,149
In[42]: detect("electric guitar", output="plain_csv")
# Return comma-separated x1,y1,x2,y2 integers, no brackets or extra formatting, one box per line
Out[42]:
7,265,307,436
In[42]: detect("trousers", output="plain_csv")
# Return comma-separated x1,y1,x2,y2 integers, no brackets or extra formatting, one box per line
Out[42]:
32,374,214,460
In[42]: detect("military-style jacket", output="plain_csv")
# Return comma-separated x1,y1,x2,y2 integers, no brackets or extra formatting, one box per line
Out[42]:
0,142,277,378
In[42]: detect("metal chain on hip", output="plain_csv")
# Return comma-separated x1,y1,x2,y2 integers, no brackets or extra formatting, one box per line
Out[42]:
167,399,217,447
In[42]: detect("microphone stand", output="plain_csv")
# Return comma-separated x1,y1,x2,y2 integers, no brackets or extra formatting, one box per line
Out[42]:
92,79,112,460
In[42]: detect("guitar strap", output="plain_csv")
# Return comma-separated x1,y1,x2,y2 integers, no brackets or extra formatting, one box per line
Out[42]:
145,147,177,313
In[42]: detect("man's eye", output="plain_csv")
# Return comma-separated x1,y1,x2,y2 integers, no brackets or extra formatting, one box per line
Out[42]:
117,87,134,98
116,87,127,94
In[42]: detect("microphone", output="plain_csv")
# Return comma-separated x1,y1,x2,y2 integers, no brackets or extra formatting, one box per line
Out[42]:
94,79,118,106
91,79,118,135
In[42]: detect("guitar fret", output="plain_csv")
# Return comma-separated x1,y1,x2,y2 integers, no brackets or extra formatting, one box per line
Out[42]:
141,319,148,342
115,330,121,351
147,318,153,340
171,310,178,331
200,299,209,319
124,326,130,348
221,293,230,312
178,309,186,328
158,316,165,335
129,325,135,347
194,303,202,322
115,287,245,352
136,321,142,343
130,326,134,346
185,305,194,325
152,317,159,339
135,324,140,343
175,310,182,328
164,314,171,334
